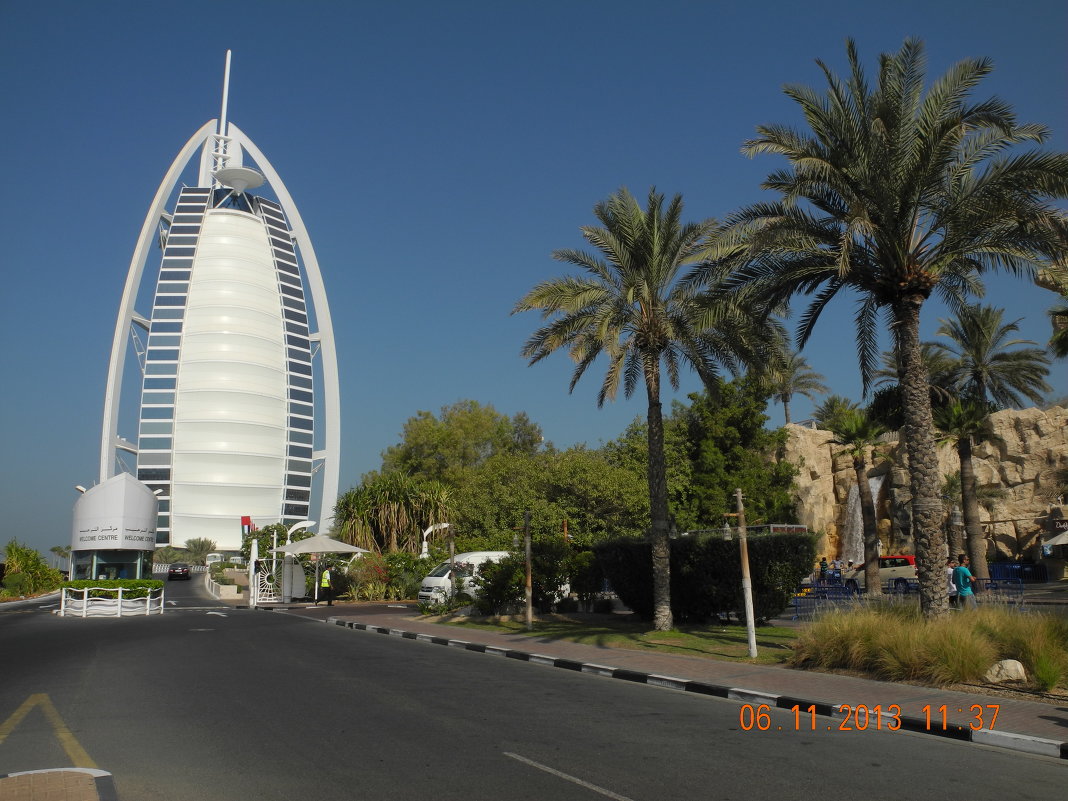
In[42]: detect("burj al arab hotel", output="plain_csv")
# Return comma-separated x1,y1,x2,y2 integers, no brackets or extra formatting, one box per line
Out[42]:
89,52,340,558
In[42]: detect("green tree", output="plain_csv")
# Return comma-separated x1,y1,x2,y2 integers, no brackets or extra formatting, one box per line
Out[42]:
811,395,859,432
935,399,997,582
182,538,217,566
674,378,798,529
728,39,1068,617
381,400,544,485
827,409,887,594
514,187,781,630
932,304,1051,407
757,348,828,424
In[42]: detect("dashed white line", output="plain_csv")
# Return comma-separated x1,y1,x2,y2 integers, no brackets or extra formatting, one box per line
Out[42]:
504,752,635,801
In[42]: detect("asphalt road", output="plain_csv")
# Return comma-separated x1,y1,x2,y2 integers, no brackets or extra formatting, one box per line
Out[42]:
1,583,1064,800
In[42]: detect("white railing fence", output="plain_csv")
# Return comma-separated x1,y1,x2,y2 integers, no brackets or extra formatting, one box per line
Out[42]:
59,586,165,617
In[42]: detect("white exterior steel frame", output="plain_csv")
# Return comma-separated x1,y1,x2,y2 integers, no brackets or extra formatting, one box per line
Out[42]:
100,121,340,545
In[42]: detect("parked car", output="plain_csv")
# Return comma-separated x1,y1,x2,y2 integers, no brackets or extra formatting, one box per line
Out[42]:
168,563,191,581
843,555,917,592
417,551,510,605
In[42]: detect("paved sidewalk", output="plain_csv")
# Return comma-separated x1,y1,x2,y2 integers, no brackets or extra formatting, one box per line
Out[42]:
268,602,1068,760
0,769,116,801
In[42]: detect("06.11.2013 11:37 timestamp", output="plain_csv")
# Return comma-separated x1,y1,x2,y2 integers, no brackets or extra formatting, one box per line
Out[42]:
739,703,1000,732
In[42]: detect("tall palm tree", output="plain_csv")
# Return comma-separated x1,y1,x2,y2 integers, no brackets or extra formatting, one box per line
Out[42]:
932,304,1051,407
827,409,887,595
760,348,829,424
514,186,781,631
935,399,996,583
727,39,1068,618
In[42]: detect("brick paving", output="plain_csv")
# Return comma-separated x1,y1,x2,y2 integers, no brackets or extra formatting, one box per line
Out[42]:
0,770,112,801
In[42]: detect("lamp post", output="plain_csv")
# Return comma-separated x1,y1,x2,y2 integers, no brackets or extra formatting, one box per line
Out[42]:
420,523,450,559
734,489,758,659
286,519,317,545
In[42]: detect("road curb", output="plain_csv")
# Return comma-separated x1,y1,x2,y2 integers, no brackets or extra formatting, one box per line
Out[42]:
324,616,1068,761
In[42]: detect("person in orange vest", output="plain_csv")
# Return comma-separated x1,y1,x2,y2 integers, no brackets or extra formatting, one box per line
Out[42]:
318,565,333,606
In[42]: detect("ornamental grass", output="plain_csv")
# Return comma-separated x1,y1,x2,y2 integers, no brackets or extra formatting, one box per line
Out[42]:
789,602,1066,690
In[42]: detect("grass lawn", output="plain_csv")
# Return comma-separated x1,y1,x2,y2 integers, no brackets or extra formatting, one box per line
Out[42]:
440,614,798,665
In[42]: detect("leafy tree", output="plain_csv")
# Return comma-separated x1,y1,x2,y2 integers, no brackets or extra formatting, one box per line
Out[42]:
182,538,217,566
515,186,781,631
931,304,1051,407
674,378,798,528
827,409,887,594
727,39,1068,617
935,399,997,582
381,400,544,485
757,348,828,424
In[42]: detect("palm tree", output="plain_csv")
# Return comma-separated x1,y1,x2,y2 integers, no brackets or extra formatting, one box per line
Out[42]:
811,395,859,431
1047,301,1068,359
873,344,958,403
182,538,217,566
333,485,379,552
932,304,1051,407
727,39,1068,618
935,399,997,584
759,348,828,424
514,186,781,631
827,409,886,595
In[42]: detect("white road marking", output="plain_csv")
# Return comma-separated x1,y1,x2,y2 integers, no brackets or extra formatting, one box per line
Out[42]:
504,752,635,801
206,611,227,617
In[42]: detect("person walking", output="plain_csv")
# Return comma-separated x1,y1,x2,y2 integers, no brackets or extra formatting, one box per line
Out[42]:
953,556,977,610
318,565,333,606
946,558,959,608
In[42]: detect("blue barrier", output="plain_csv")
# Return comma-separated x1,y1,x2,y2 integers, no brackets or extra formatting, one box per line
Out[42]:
988,563,1048,583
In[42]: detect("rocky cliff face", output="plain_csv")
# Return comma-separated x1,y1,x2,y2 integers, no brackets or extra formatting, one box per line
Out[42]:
781,406,1067,560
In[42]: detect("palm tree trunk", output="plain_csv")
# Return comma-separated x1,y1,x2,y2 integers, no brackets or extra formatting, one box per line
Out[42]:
645,360,673,631
783,394,792,424
855,458,881,596
896,295,949,618
958,437,989,584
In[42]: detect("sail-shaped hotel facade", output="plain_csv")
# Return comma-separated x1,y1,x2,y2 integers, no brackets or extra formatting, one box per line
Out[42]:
92,53,339,557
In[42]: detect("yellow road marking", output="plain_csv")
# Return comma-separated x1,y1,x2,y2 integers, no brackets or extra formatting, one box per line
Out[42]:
0,693,97,768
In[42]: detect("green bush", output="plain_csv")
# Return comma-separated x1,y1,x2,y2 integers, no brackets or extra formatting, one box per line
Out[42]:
471,539,573,615
2,540,64,596
594,532,817,623
62,579,164,599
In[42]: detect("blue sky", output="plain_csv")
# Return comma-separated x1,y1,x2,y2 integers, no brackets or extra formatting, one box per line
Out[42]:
2,0,1065,559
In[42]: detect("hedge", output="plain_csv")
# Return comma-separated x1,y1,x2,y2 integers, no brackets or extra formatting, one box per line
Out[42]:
62,579,164,599
594,532,816,623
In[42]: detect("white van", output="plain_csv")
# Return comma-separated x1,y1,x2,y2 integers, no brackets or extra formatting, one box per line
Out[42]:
417,551,510,605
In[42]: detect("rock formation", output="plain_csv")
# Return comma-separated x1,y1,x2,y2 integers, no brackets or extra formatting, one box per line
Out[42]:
780,406,1067,561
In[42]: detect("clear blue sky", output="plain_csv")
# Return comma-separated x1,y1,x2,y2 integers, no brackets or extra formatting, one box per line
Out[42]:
2,0,1065,559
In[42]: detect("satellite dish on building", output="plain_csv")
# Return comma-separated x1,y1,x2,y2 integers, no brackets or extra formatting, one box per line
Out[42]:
213,166,264,194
